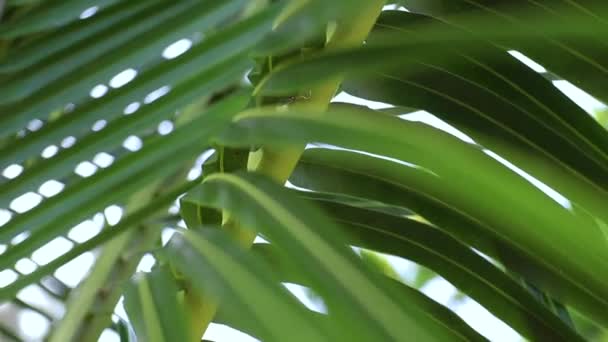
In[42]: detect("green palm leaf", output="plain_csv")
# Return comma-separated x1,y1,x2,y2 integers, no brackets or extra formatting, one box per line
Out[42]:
179,171,481,341
299,190,584,341
215,105,608,324
124,267,190,342
1,1,606,340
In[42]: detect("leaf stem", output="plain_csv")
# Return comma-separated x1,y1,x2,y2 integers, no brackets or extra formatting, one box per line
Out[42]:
185,1,386,340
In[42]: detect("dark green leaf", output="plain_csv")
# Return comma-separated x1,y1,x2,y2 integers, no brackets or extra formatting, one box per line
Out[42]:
0,92,249,272
250,243,487,342
343,11,608,207
166,228,331,342
0,1,158,74
0,0,125,38
214,105,608,325
300,192,584,341
182,171,481,341
399,0,608,103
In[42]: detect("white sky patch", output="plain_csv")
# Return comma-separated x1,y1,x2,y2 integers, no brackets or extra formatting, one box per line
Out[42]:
38,179,65,198
92,119,107,132
484,150,571,209
508,50,547,73
54,252,95,288
382,4,409,11
188,149,215,180
455,298,521,342
11,231,30,245
99,329,121,342
90,84,109,99
68,217,104,243
15,285,40,303
401,111,477,144
27,119,44,132
144,86,171,104
114,297,128,321
124,102,141,115
308,144,421,169
162,38,193,59
242,71,253,86
110,68,138,88
17,284,65,318
283,283,327,314
0,209,11,227
381,253,418,283
79,6,99,19
253,236,269,244
0,269,18,287
15,258,37,275
161,228,176,246
32,237,73,265
10,192,43,213
472,248,500,266
41,144,59,159
552,80,607,116
187,167,202,180
332,91,394,109
123,135,143,152
104,205,123,226
3,163,23,179
157,120,174,135
19,310,50,340
94,212,106,226
417,275,522,341
198,149,216,165
174,196,183,211
203,323,260,342
93,152,115,168
75,161,98,178
420,277,458,306
61,136,77,149
284,180,313,192
168,204,178,215
136,254,156,273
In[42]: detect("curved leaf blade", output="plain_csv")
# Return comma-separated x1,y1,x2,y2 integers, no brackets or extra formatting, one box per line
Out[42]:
183,171,480,341
214,105,608,325
124,268,190,342
249,243,487,342
166,229,330,342
299,192,584,341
